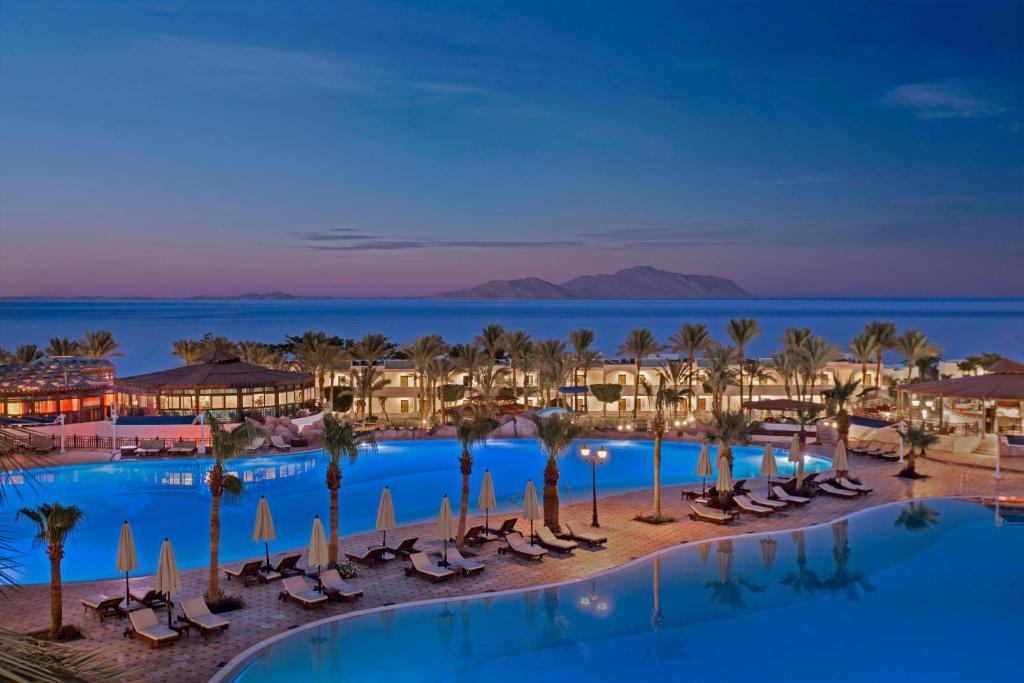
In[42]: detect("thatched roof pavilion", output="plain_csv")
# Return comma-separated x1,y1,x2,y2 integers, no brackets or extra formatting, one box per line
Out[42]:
0,358,114,423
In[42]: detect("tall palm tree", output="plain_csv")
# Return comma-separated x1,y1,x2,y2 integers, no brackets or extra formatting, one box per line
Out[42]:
404,335,449,421
618,329,665,420
78,330,123,359
644,378,686,519
14,344,44,364
863,321,898,387
350,365,390,418
895,329,941,380
474,364,509,414
502,330,533,405
574,349,602,412
796,336,842,401
770,350,798,399
172,339,203,365
205,414,264,598
531,414,582,529
793,403,823,490
45,337,80,358
456,344,486,390
349,333,391,366
535,339,567,406
455,412,499,550
199,334,239,357
726,318,762,405
657,359,688,417
670,323,713,411
702,344,737,411
236,340,271,365
475,324,507,360
743,358,775,408
322,414,376,565
705,410,760,506
821,378,861,477
849,334,880,384
781,327,813,353
16,502,85,639
0,347,13,364
297,338,347,407
896,425,939,477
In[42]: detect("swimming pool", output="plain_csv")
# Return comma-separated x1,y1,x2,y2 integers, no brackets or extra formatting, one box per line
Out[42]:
2,439,828,584
225,498,1022,683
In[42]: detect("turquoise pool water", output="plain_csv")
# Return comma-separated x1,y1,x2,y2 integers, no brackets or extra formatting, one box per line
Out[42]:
229,499,1022,683
2,439,827,584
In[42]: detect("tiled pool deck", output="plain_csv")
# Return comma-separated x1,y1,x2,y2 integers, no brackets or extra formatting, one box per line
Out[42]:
3,447,1022,683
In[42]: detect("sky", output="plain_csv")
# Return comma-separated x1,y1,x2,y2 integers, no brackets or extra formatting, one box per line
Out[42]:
0,0,1022,298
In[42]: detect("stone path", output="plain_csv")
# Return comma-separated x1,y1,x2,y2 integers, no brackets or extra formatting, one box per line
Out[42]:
3,450,1022,683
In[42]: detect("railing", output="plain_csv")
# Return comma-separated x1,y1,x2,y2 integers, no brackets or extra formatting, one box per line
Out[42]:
10,433,325,453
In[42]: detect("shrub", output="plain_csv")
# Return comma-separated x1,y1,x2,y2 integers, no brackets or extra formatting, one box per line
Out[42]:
335,560,359,580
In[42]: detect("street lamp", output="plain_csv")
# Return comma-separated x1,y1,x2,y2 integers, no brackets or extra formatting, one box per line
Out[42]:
580,444,609,527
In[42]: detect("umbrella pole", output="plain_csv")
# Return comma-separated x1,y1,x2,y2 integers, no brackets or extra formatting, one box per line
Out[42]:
125,572,130,606
530,519,534,546
166,595,172,627
264,541,271,572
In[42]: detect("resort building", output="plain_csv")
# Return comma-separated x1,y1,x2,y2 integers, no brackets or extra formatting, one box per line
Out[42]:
0,357,115,424
114,350,315,422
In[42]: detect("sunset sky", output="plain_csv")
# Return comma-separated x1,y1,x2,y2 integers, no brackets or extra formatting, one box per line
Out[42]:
1,1,1022,297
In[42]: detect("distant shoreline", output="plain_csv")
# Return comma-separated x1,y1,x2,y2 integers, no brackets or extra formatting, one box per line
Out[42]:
2,295,1023,302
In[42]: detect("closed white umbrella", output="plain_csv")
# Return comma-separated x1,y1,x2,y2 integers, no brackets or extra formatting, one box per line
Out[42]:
787,434,802,475
307,515,329,587
437,494,456,565
376,486,396,549
477,470,497,533
116,520,138,607
696,444,713,495
155,538,181,626
252,496,277,572
715,453,733,495
759,537,778,573
716,539,733,583
522,479,540,545
834,440,849,478
759,444,779,493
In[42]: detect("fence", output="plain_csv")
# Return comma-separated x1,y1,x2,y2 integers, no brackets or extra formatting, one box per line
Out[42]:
4,431,324,453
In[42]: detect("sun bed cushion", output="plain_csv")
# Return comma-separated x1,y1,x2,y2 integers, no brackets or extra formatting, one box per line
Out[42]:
505,532,548,558
536,526,577,551
282,576,327,605
819,482,859,498
181,597,229,630
320,569,364,598
772,486,810,504
129,608,178,643
446,548,484,574
734,495,773,514
839,477,872,493
690,503,733,521
409,551,455,579
564,521,608,545
748,492,787,509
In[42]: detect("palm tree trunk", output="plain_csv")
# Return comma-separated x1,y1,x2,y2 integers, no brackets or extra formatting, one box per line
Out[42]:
652,431,662,518
543,456,560,530
327,462,341,565
48,550,63,639
209,493,221,598
632,360,641,420
457,450,471,550
737,351,744,412
875,352,883,387
796,431,807,491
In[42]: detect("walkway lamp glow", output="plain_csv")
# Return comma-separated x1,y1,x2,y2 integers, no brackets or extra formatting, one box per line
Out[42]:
580,444,609,528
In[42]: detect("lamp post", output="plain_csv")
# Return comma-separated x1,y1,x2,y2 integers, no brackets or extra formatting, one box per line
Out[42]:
56,413,66,453
580,444,609,528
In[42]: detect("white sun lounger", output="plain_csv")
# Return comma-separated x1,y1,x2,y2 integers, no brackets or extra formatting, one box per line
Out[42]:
563,521,608,547
772,486,810,505
535,526,577,553
734,495,773,516
320,568,364,600
180,597,230,636
499,532,548,560
445,547,484,575
818,482,859,498
405,551,455,581
279,576,328,608
839,477,873,493
689,502,736,524
747,491,787,509
128,607,179,648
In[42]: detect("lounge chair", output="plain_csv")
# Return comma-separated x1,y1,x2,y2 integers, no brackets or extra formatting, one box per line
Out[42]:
732,479,750,494
772,486,810,505
463,525,500,545
320,569,363,602
168,440,197,455
747,491,787,509
135,438,164,456
279,576,328,609
734,495,774,517
839,477,873,494
384,537,421,558
179,597,229,637
81,594,123,621
272,554,306,578
223,560,273,587
130,589,171,609
818,482,859,499
534,526,577,553
445,547,484,576
404,551,455,582
849,440,875,454
485,518,518,537
498,532,547,560
270,435,292,451
689,503,737,525
562,521,608,547
30,436,54,453
128,608,179,648
344,546,390,566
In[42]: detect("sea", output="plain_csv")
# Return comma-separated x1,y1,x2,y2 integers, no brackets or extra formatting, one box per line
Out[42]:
1,298,1022,375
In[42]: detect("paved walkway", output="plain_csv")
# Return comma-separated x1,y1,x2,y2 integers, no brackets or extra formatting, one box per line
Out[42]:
3,450,1022,683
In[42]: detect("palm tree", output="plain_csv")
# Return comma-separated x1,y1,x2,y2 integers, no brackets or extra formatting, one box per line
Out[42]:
726,318,762,405
657,359,688,417
349,333,391,366
821,377,861,453
456,344,486,390
322,414,376,565
17,502,85,639
849,334,880,384
531,414,583,529
502,330,533,405
770,350,798,399
895,329,941,380
535,339,568,405
455,412,499,550
78,330,123,359
796,336,842,401
644,378,686,519
574,349,602,412
568,329,596,409
780,530,820,597
236,340,271,365
702,344,737,411
350,365,390,418
297,337,347,407
670,323,713,411
618,329,665,420
205,414,264,598
896,425,939,477
894,502,940,531
404,335,448,421
45,337,80,358
793,403,823,490
705,410,760,506
474,364,509,414
200,334,239,357
0,347,13,364
475,324,507,360
743,358,774,408
172,339,203,365
863,321,898,387
14,343,44,364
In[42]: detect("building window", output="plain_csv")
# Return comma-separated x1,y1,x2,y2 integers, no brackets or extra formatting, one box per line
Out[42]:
618,373,627,385
400,399,410,413
697,398,707,410
618,398,627,411
400,375,409,387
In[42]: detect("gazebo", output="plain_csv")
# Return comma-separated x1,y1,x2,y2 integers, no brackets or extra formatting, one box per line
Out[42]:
0,358,115,424
115,351,314,422
897,359,1024,436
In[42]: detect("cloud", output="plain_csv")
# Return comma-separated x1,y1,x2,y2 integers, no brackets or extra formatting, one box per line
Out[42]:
305,238,581,252
750,175,841,186
881,81,1004,120
293,228,374,241
578,223,747,245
